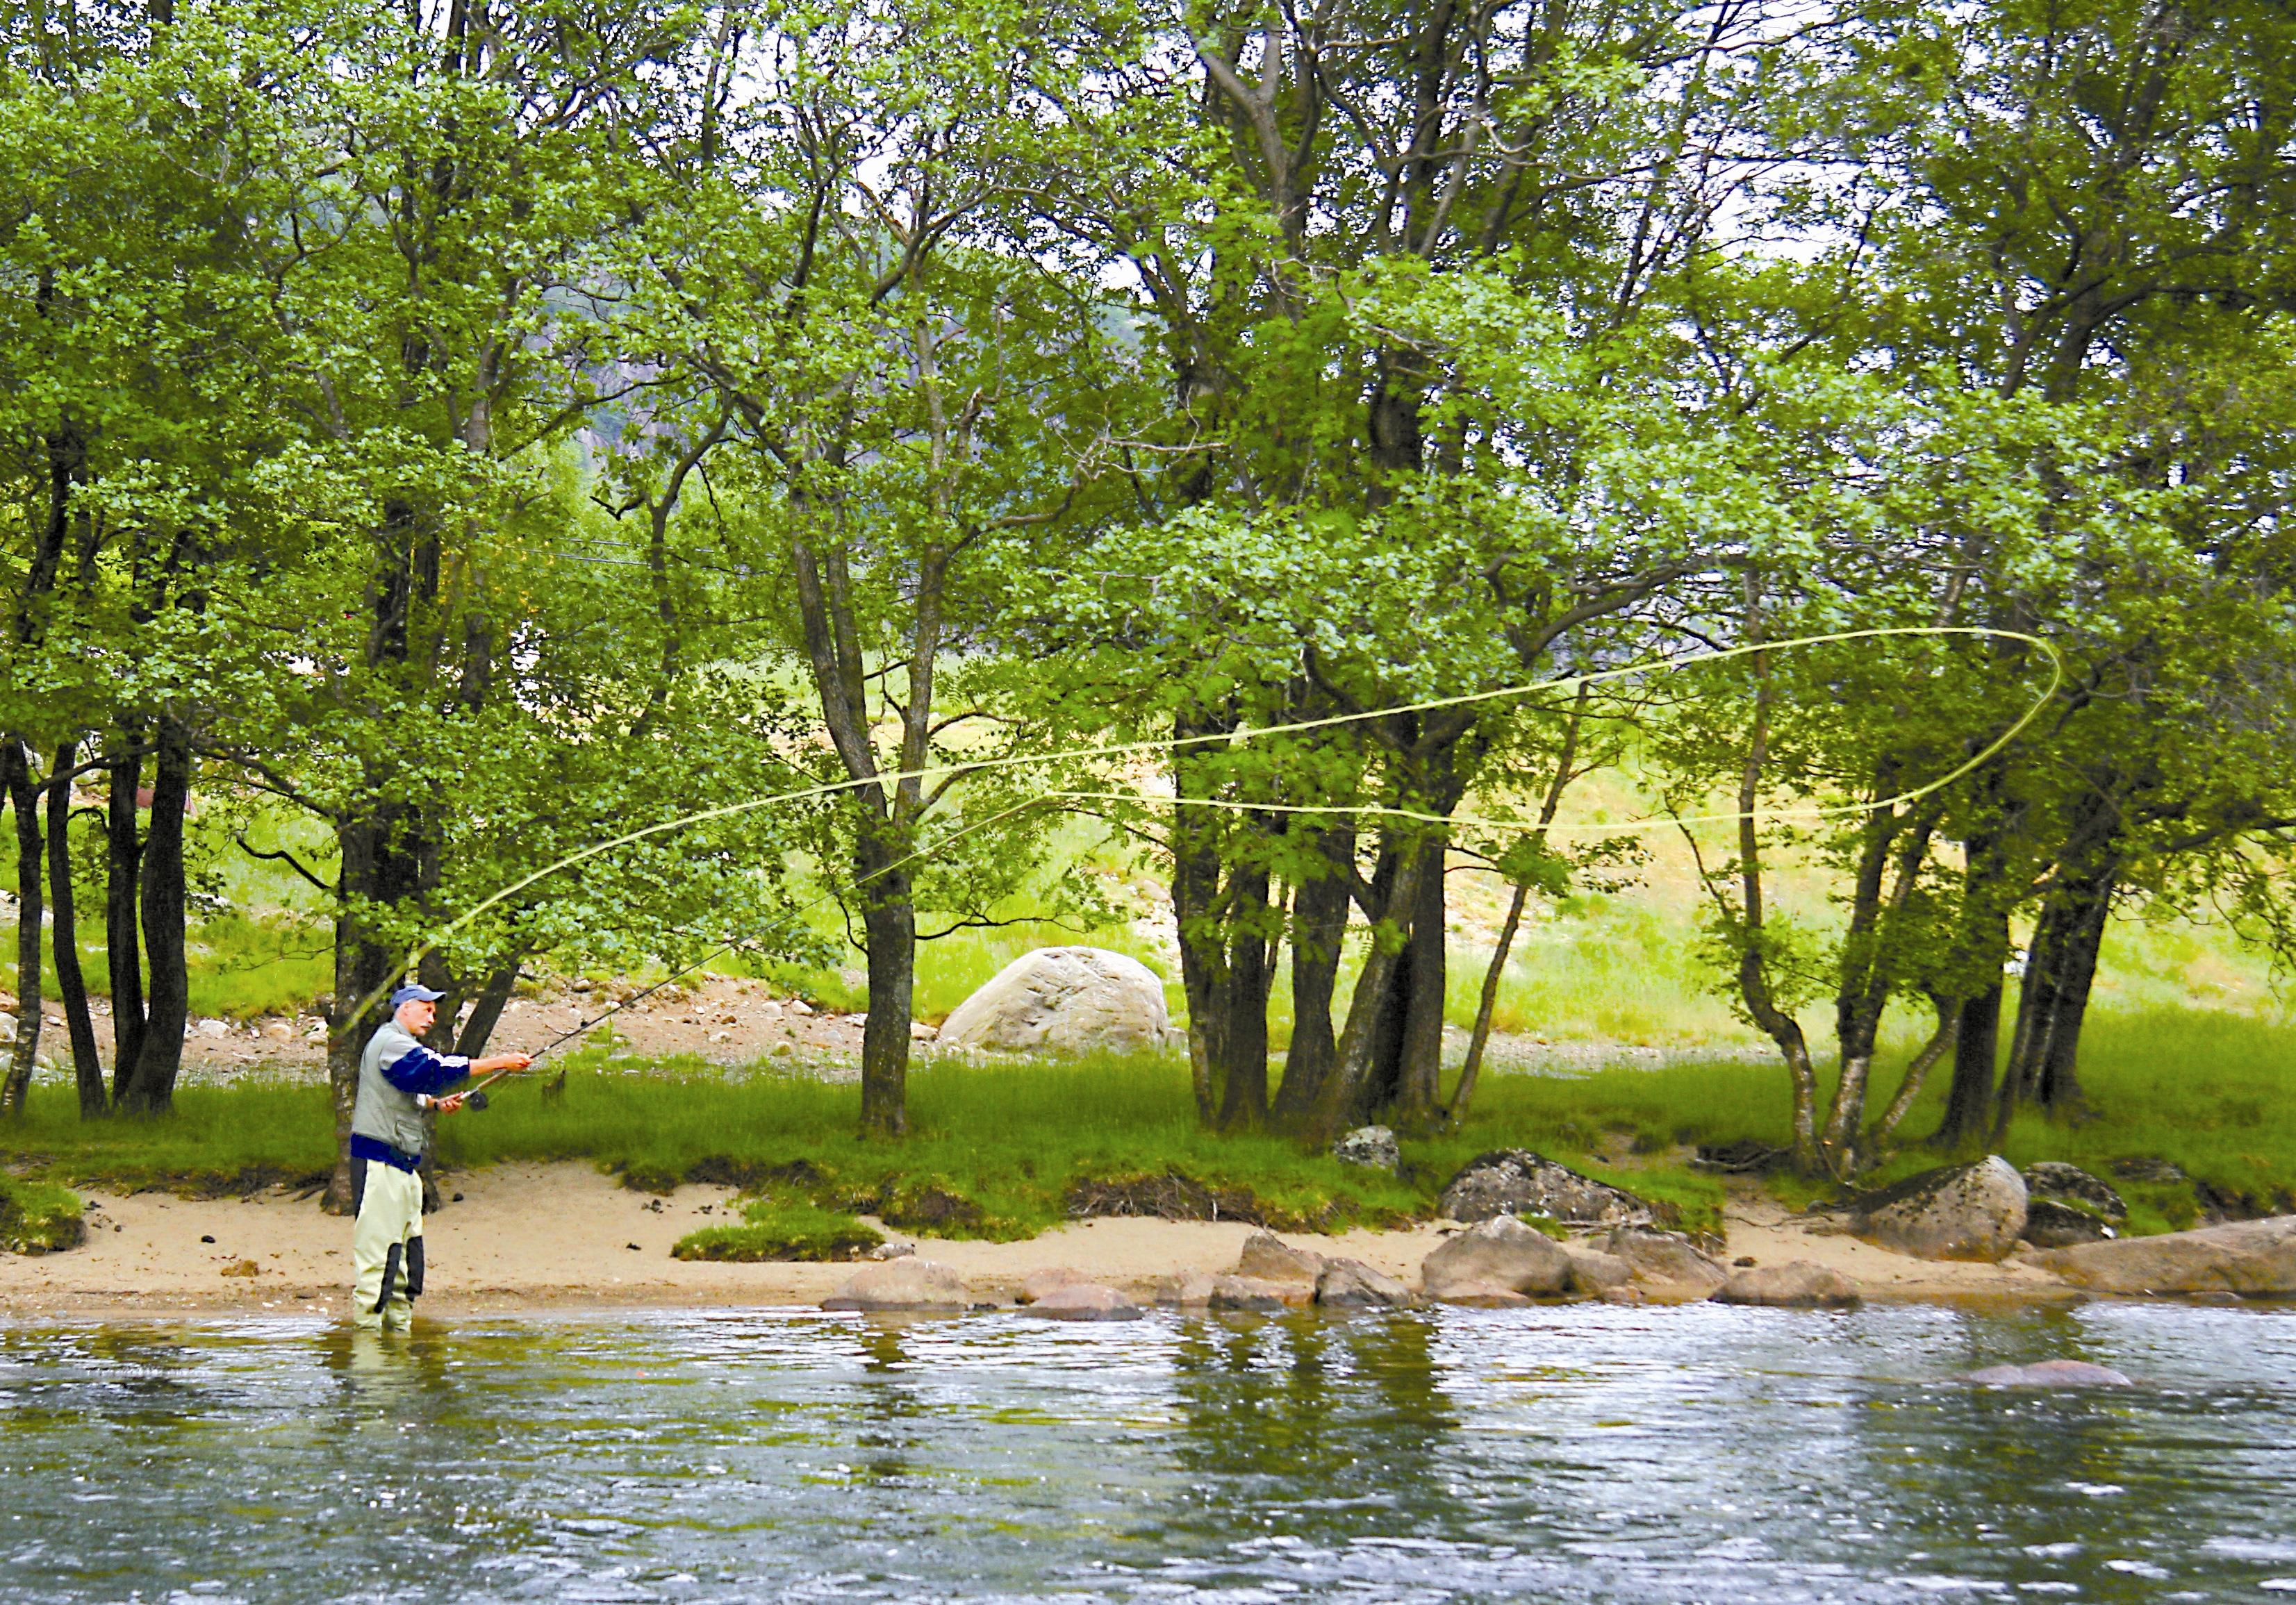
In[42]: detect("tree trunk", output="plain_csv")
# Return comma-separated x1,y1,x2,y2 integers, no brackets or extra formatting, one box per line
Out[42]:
2035,881,2110,1111
1866,996,1959,1153
454,961,523,1056
1212,867,1274,1131
1999,869,2113,1127
1386,838,1448,1130
1447,879,1525,1125
106,729,146,1106
45,738,106,1115
1271,827,1353,1123
324,817,394,1213
1935,980,2002,1149
1305,842,1428,1142
2,740,44,1116
856,829,914,1138
119,717,190,1115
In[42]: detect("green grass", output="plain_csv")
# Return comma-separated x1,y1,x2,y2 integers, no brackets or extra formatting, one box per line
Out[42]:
0,1175,85,1253
3,913,332,1022
671,1197,884,1262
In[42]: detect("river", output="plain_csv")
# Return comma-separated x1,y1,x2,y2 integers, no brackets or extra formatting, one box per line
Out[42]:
1,1302,2291,1602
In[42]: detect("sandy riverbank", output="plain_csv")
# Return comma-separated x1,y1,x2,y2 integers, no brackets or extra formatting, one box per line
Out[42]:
0,1160,2086,1321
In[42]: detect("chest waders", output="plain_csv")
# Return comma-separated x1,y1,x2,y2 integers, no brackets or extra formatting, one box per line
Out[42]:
351,1154,425,1329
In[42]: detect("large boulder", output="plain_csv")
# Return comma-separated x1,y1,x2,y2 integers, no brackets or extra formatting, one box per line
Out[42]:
1710,1261,1862,1309
935,947,1173,1055
821,1258,969,1312
1421,1216,1574,1301
1850,1156,2027,1262
1436,1150,1656,1230
1603,1227,1728,1296
2029,1216,2296,1295
1564,1249,1633,1295
1315,1258,1415,1308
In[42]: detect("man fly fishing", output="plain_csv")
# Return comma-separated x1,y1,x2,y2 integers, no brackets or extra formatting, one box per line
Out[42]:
351,983,532,1329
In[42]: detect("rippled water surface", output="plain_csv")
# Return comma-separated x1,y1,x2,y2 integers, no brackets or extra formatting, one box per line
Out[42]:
3,1302,2293,1602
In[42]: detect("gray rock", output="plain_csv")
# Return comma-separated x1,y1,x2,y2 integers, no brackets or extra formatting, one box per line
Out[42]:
2030,1215,2296,1295
1427,1281,1533,1307
935,947,1173,1055
2022,1161,2126,1220
1565,1249,1633,1295
1016,1267,1089,1304
2022,1198,2117,1249
1207,1275,1301,1312
868,1240,917,1261
1851,1156,2027,1262
1331,1125,1401,1172
1603,1227,1728,1294
1155,1272,1221,1307
1020,1282,1143,1322
1710,1261,1862,1308
1436,1149,1656,1229
1314,1258,1414,1308
1421,1215,1574,1301
821,1258,968,1311
0,1012,15,1044
1960,1359,2132,1388
1236,1231,1325,1286
2109,1155,2188,1185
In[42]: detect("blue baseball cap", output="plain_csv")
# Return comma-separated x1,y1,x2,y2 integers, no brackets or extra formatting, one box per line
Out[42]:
390,983,446,1009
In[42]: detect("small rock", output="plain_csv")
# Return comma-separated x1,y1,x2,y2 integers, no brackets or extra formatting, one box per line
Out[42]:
1850,1156,2027,1262
909,1020,934,1040
821,1257,968,1311
1426,1281,1533,1307
2023,1161,2126,1220
261,1020,295,1042
1733,1256,1757,1267
1330,1126,1400,1172
1435,1149,1655,1229
2023,1197,2117,1249
1564,1249,1633,1295
1711,1261,1862,1308
1314,1258,1414,1308
1236,1231,1325,1286
200,1234,216,1245
195,1018,228,1039
1603,1228,1728,1295
1021,1281,1142,1321
1596,1285,1646,1306
1207,1275,1300,1313
1960,1359,2133,1388
1421,1215,1574,1301
0,1012,15,1043
220,1261,262,1278
868,1240,917,1261
786,999,815,1017
2108,1156,2188,1185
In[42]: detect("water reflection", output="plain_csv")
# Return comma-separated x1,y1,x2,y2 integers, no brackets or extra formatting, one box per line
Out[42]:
0,1303,2290,1602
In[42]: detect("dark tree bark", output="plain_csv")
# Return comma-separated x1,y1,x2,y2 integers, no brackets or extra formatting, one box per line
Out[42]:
119,717,190,1115
106,731,146,1106
1997,865,2115,1129
454,960,523,1056
1935,979,2003,1149
2,740,44,1116
1305,842,1430,1142
1271,826,1353,1123
856,827,916,1138
1211,867,1275,1131
44,738,106,1115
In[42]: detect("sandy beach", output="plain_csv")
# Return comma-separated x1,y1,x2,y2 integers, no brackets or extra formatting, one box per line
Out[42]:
0,1160,2085,1320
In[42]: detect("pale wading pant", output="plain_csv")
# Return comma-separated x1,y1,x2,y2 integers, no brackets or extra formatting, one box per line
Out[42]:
351,1160,424,1329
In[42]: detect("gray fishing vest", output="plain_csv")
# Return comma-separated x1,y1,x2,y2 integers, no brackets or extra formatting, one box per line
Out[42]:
352,1020,433,1158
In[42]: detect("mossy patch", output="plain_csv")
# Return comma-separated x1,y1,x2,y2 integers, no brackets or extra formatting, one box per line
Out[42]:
0,1177,85,1254
671,1197,882,1262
